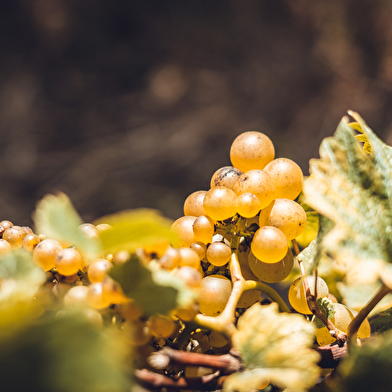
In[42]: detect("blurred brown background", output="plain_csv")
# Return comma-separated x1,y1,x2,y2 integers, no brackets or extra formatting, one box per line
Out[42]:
1,0,392,225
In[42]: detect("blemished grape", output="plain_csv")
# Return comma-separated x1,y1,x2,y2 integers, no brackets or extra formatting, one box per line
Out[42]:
198,275,232,316
235,193,261,218
233,170,276,209
190,241,207,260
248,249,294,283
148,314,176,338
88,258,113,283
263,158,304,200
193,215,215,244
259,198,307,240
178,247,201,269
171,216,197,247
183,191,207,217
288,275,329,314
55,248,84,276
210,166,243,190
0,220,13,234
3,226,27,250
33,239,63,271
203,186,237,221
206,242,231,267
22,233,40,252
230,131,275,172
0,239,12,255
174,266,202,288
63,285,89,309
251,226,288,263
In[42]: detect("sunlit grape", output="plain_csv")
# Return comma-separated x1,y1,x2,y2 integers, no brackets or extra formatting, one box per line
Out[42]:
206,242,231,267
88,258,113,283
178,247,201,269
251,226,288,263
203,186,237,221
235,192,261,218
148,314,176,338
63,285,89,309
210,166,243,190
171,216,197,247
3,226,27,250
0,239,12,255
198,275,232,316
22,233,41,252
183,190,207,217
55,248,84,276
33,239,63,271
190,241,207,261
193,215,215,244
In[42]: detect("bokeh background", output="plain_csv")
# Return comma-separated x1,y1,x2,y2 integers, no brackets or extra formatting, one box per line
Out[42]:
1,0,392,225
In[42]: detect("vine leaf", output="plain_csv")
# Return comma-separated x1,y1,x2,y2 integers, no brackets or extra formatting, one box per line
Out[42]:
371,307,392,334
95,209,178,254
109,254,194,316
303,113,392,308
225,303,319,392
34,192,101,258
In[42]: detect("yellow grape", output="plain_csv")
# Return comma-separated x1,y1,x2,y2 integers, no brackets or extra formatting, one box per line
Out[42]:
233,170,276,209
237,256,261,308
86,282,111,309
178,247,201,269
206,242,231,267
55,248,84,276
63,285,89,309
148,314,176,338
230,131,275,172
193,215,215,244
0,239,12,255
183,190,207,217
0,220,13,232
171,216,197,247
123,320,152,346
251,226,288,263
88,258,113,283
3,226,27,250
263,158,303,200
119,300,144,322
22,233,40,252
198,275,232,316
33,239,63,271
79,223,99,239
190,241,207,261
235,193,261,218
102,276,127,304
159,246,181,270
174,266,202,288
203,186,237,221
172,302,199,321
208,330,230,348
210,166,243,190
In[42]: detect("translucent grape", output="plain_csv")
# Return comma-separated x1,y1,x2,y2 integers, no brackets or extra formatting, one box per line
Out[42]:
203,186,237,221
230,131,275,172
159,246,181,270
33,239,63,271
3,226,27,250
251,226,288,263
88,258,113,283
171,216,197,247
123,320,151,346
235,193,261,218
178,247,201,269
183,190,207,217
210,166,243,190
102,276,127,304
288,275,329,314
193,215,215,244
208,330,230,348
174,266,202,288
63,285,89,309
148,314,176,338
198,275,232,316
55,248,84,276
190,241,207,261
0,239,12,255
172,302,199,321
233,170,276,209
22,233,40,252
263,158,303,200
0,220,13,234
119,300,144,322
248,249,294,283
86,282,111,309
259,198,306,240
206,242,231,267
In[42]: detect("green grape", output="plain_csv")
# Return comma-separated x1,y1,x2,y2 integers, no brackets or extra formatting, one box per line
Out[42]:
88,258,113,283
203,186,237,221
159,246,181,270
259,198,307,240
119,300,144,322
206,242,231,267
235,192,261,218
171,216,197,247
3,226,27,250
63,285,89,309
198,275,232,316
148,314,176,338
86,282,111,309
55,248,84,276
190,241,207,261
208,330,230,348
183,190,207,217
33,239,63,271
288,275,329,314
248,249,294,283
193,215,215,244
0,239,12,255
233,170,276,209
230,131,275,172
210,166,243,190
174,266,202,288
263,158,304,200
178,247,201,269
237,256,261,308
22,233,40,252
251,226,288,263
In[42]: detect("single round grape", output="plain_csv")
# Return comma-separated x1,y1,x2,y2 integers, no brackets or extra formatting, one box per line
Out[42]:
288,275,329,314
22,233,40,252
172,302,199,321
86,282,111,309
174,266,202,288
33,239,63,271
251,226,288,263
63,285,89,309
0,220,13,235
55,248,84,276
263,158,304,200
119,300,144,322
230,131,275,172
3,226,27,250
210,166,243,190
178,247,201,269
79,223,99,239
82,308,104,329
190,242,207,261
233,170,276,209
193,215,215,244
183,191,207,217
148,314,176,338
159,246,181,270
203,186,237,221
206,242,231,267
171,216,197,247
88,258,113,283
235,192,261,218
52,282,72,301
248,249,294,283
208,330,230,348
123,320,152,346
237,256,261,308
102,276,127,304
259,198,306,240
198,275,232,316
0,239,12,255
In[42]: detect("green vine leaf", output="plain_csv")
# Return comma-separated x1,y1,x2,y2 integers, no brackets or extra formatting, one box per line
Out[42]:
313,298,335,328
225,303,319,392
109,254,194,316
34,193,101,258
371,307,392,334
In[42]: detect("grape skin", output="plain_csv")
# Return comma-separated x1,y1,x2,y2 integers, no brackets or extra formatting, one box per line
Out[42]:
88,258,113,283
203,186,237,221
33,239,63,271
235,192,261,218
206,242,231,267
251,226,288,263
0,239,12,255
198,275,232,316
171,216,197,247
193,215,215,244
210,166,243,190
55,248,84,276
3,226,27,250
237,254,261,308
183,190,207,217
